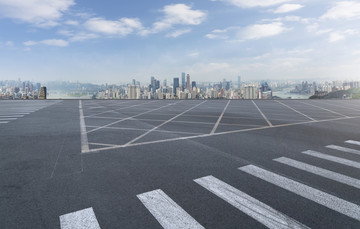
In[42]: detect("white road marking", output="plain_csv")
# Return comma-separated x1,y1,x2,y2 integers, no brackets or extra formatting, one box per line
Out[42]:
86,125,204,135
60,207,101,229
252,100,273,127
0,115,24,118
137,189,204,229
211,100,231,134
297,100,349,118
313,100,360,112
0,118,17,121
79,100,90,153
326,145,360,155
302,150,360,169
194,175,309,229
0,121,9,124
83,115,359,154
124,101,207,145
346,140,360,146
274,157,360,189
87,101,182,134
239,165,360,221
85,101,157,118
275,100,316,121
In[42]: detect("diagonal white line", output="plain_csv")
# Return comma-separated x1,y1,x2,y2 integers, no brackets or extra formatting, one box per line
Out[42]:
239,165,360,221
302,150,360,169
211,100,231,134
297,100,349,118
275,100,316,121
274,157,360,189
60,207,101,229
124,101,207,145
252,100,273,127
87,101,183,134
326,145,360,155
137,189,204,229
346,140,360,146
195,175,309,229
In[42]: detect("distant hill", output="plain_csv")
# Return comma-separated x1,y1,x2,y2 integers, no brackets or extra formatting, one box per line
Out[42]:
310,88,360,99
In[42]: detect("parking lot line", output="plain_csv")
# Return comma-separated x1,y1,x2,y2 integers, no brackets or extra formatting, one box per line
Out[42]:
211,100,230,134
252,100,273,127
275,100,316,121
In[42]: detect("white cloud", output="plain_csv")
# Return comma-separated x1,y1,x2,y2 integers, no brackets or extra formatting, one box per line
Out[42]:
0,0,74,26
166,28,192,38
272,4,304,13
142,4,206,35
84,17,143,36
212,0,292,8
188,51,199,57
321,1,360,20
69,33,99,42
239,22,288,40
328,32,345,42
23,39,68,47
65,20,79,26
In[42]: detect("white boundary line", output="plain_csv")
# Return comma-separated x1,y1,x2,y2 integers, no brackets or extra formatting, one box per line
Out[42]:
86,101,183,134
60,207,101,229
312,100,360,112
79,100,90,153
82,115,360,154
275,100,316,121
86,125,205,135
211,100,231,134
297,100,349,118
124,101,207,146
252,100,273,127
302,150,360,169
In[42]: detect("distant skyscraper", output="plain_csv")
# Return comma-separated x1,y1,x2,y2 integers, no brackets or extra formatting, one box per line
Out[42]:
128,85,140,99
173,77,179,96
237,76,241,89
186,74,191,91
151,76,156,93
132,79,136,85
244,86,256,99
181,72,185,91
38,86,47,99
191,81,196,89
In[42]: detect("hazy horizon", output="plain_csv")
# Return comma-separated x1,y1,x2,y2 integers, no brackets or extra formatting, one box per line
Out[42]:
1,0,360,83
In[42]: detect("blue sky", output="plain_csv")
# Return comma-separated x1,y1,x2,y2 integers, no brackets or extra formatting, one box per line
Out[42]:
0,0,359,84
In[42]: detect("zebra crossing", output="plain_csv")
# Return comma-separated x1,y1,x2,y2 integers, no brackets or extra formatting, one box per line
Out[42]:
60,139,360,228
0,101,60,125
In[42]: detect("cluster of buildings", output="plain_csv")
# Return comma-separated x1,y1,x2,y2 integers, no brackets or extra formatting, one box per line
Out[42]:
0,80,47,99
95,74,273,100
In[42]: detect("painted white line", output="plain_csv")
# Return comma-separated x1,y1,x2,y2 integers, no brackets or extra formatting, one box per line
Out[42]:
275,100,316,121
83,115,360,154
346,140,360,146
239,165,360,221
86,125,204,135
313,100,360,112
85,101,157,118
211,100,231,134
0,121,9,124
137,189,204,229
274,157,360,189
124,101,207,145
60,207,101,229
87,101,182,134
0,113,30,115
297,100,349,118
252,100,273,127
0,115,24,118
79,100,90,153
194,175,309,229
302,150,360,169
326,145,360,155
0,118,17,121
88,142,123,147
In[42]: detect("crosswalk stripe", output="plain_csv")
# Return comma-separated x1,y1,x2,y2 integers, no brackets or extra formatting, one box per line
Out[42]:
0,115,24,118
302,150,360,169
274,157,360,189
194,175,309,229
0,118,16,121
0,121,9,124
239,165,360,221
326,145,360,155
137,189,204,229
346,140,360,146
59,207,101,229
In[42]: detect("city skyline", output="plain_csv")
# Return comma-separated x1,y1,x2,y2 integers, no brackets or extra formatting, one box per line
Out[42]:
0,0,360,83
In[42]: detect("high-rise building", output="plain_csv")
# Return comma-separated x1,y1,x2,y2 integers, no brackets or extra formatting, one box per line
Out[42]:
151,76,156,93
237,76,241,89
173,77,179,96
38,86,47,99
244,86,257,99
191,81,196,89
181,72,186,91
186,74,191,91
128,85,140,99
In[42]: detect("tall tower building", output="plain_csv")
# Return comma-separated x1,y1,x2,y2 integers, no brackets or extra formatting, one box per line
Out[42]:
173,77,179,96
186,74,191,91
237,76,241,89
38,86,47,99
128,85,140,99
181,72,186,91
